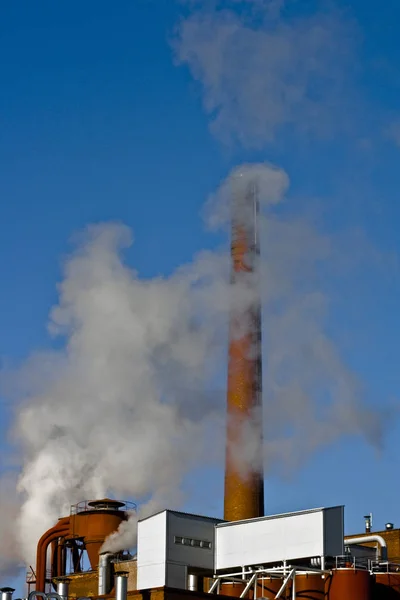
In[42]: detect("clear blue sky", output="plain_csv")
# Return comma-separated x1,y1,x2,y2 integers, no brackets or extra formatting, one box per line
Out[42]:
1,1,400,584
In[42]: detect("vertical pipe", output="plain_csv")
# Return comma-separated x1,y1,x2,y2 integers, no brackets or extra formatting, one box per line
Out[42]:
224,173,264,522
35,518,70,592
188,575,198,591
0,588,14,600
98,553,113,596
115,572,128,600
56,579,70,600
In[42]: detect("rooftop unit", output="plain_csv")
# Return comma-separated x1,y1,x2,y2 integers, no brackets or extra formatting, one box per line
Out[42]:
215,506,344,571
137,510,223,590
137,506,344,591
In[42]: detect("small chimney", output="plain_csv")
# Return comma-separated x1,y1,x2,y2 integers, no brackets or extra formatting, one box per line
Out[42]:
364,513,372,533
115,572,128,600
0,588,15,600
56,578,70,600
386,523,394,531
98,553,113,596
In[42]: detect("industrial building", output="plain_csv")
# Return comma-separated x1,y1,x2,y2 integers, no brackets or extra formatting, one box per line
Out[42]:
2,171,399,600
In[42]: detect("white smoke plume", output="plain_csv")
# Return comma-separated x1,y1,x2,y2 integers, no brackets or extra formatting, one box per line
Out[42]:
173,1,357,146
9,222,231,565
0,473,23,577
0,163,387,569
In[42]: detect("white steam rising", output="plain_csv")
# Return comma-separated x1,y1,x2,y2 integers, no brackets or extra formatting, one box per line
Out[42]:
12,220,231,565
174,1,356,146
0,163,385,571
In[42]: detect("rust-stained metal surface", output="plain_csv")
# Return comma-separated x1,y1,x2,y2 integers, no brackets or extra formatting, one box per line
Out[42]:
374,573,400,598
295,573,324,598
257,577,287,599
325,569,372,600
34,498,130,592
65,571,99,598
70,504,126,570
224,175,264,522
219,582,247,597
35,516,70,592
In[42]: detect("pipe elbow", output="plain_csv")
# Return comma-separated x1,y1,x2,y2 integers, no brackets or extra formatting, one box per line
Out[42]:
345,535,388,561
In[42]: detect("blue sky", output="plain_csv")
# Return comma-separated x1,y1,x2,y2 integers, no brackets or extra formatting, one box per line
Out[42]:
1,0,400,587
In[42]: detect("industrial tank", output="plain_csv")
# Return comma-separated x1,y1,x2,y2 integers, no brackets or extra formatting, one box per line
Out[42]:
257,577,288,599
295,573,325,598
70,499,128,569
374,573,400,598
325,569,372,600
220,579,289,599
220,582,247,597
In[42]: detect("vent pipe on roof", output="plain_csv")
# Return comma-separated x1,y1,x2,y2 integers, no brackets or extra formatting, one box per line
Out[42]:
188,575,198,591
115,572,128,600
56,579,70,600
98,553,113,595
364,513,372,533
0,588,15,600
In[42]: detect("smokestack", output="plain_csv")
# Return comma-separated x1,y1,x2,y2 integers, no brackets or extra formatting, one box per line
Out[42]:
224,173,264,522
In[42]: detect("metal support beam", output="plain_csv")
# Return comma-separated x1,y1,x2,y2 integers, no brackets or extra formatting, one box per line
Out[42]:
239,574,257,598
275,569,295,599
208,579,220,594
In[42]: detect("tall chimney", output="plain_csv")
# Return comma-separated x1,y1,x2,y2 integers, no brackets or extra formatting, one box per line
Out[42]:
224,172,264,522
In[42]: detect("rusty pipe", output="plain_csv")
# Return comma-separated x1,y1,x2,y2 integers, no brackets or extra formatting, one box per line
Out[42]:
36,527,69,592
35,518,70,592
56,538,66,579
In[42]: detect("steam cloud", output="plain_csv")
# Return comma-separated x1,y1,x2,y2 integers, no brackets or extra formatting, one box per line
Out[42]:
173,0,356,146
0,163,385,568
0,0,386,580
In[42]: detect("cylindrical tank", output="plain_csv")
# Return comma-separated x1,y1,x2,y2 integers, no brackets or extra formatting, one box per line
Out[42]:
374,573,400,598
295,573,324,598
220,582,250,597
257,577,288,599
70,499,127,570
325,569,372,600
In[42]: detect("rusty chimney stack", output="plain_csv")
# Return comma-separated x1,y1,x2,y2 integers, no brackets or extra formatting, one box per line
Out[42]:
224,172,264,522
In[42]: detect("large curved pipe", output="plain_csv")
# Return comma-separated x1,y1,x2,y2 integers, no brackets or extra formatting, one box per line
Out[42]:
36,527,69,592
345,535,388,561
36,518,70,592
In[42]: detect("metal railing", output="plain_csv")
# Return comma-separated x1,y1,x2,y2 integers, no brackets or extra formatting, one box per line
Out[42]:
70,500,136,515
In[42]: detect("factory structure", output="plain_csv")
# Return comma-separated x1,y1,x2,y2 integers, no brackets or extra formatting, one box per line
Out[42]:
3,171,400,600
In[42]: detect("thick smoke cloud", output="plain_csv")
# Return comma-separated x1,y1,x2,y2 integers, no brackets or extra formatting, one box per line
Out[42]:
10,222,231,565
173,1,356,146
0,163,387,568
